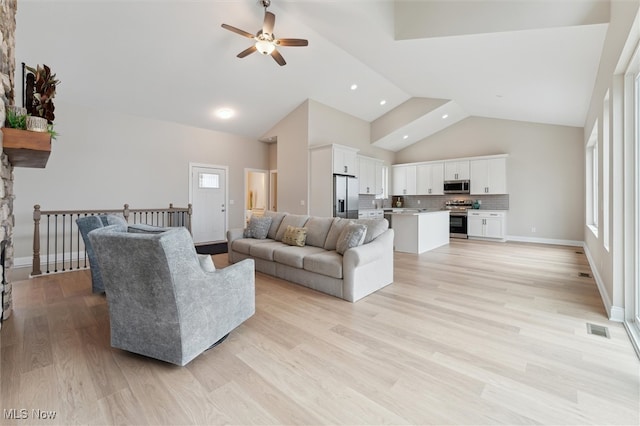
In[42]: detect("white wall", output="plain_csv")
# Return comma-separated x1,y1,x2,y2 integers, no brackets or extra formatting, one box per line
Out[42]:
395,116,585,243
583,0,640,319
308,99,395,164
262,100,310,214
12,101,270,260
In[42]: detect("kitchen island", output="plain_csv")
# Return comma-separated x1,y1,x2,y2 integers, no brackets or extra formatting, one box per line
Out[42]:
389,209,450,254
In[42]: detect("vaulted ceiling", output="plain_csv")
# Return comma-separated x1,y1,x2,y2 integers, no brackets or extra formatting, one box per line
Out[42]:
15,0,608,151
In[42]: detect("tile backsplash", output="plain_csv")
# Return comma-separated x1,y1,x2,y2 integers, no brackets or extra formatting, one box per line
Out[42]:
359,194,509,210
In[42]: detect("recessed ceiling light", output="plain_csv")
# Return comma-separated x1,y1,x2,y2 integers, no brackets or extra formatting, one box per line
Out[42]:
379,100,387,106
350,84,358,90
442,114,449,119
403,135,409,140
215,108,235,119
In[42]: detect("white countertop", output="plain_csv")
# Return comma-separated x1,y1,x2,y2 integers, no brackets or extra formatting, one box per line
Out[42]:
386,208,448,215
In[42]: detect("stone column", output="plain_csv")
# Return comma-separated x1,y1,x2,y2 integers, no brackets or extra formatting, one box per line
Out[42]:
0,0,18,330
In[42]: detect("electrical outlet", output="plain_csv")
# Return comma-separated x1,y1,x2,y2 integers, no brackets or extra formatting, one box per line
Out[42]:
229,199,234,205
417,200,421,204
531,227,536,233
300,200,305,206
371,199,376,205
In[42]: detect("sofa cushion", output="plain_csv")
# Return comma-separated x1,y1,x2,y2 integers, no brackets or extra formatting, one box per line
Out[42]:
232,238,275,255
273,245,326,269
336,223,367,255
243,216,273,239
324,218,353,251
264,211,288,240
355,218,389,244
303,251,344,279
275,214,310,241
250,241,288,261
304,217,334,248
282,226,307,247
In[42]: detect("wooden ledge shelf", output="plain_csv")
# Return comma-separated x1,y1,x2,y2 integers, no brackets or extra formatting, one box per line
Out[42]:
1,127,51,168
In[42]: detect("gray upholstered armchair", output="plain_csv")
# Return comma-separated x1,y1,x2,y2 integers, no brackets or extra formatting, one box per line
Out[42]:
88,225,255,366
76,215,128,293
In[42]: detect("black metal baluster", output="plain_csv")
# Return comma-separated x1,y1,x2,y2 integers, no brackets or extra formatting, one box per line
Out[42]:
61,214,66,271
46,215,50,274
54,215,58,273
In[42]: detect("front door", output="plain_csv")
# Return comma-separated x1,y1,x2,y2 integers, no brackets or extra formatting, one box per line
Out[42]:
190,164,227,244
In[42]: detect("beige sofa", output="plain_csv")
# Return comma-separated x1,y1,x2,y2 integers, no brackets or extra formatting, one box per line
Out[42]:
227,212,394,302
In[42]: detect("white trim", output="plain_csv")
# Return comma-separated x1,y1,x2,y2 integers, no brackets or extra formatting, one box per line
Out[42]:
14,256,34,269
13,253,89,278
623,321,640,358
584,244,624,322
506,235,583,247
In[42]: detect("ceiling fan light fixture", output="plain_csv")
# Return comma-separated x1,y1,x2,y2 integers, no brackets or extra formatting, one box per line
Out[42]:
255,39,275,55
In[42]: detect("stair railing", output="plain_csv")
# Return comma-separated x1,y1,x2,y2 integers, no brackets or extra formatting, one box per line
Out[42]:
31,203,192,276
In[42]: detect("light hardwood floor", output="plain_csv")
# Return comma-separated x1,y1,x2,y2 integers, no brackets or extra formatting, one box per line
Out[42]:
1,239,638,425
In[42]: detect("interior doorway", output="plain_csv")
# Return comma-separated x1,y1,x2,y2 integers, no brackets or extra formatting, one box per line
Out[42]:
269,170,278,211
245,169,269,221
190,164,227,244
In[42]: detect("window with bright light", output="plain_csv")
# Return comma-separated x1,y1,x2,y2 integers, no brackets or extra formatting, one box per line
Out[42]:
635,70,640,326
377,165,389,200
199,173,219,189
586,121,598,236
603,91,610,251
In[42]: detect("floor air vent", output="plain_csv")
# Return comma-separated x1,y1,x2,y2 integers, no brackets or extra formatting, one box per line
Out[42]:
579,272,592,278
575,251,584,254
587,323,610,338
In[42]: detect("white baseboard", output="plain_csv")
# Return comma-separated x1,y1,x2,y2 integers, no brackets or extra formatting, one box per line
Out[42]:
506,235,584,247
13,256,33,269
583,245,625,323
13,253,89,276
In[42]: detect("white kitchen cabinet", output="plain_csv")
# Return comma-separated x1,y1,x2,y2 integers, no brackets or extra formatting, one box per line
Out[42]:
333,145,358,176
416,162,444,195
392,164,417,196
470,157,507,194
358,156,384,195
444,160,470,181
467,210,506,240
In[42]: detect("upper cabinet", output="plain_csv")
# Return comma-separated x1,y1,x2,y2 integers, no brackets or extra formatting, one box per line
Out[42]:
416,162,444,195
333,145,359,176
392,164,417,196
358,155,384,195
470,157,507,194
392,154,508,197
444,160,469,181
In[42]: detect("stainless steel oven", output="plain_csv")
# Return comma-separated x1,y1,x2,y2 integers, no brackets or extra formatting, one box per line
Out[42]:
444,199,472,239
449,212,468,239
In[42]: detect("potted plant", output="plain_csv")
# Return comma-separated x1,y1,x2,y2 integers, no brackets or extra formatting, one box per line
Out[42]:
4,105,27,130
25,64,60,134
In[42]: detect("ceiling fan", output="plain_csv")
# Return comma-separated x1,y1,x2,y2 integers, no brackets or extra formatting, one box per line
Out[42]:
221,0,308,66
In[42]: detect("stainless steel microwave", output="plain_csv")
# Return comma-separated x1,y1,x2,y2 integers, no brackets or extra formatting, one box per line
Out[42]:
443,180,470,194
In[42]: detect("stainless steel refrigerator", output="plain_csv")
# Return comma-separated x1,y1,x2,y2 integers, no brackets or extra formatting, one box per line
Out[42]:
333,174,359,219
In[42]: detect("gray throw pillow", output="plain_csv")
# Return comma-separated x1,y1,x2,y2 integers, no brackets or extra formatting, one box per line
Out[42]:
243,216,273,239
336,223,367,255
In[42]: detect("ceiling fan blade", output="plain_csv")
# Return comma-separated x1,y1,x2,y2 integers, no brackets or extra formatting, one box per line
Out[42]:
271,48,286,66
237,45,257,58
221,23,255,39
276,38,308,47
263,11,275,35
